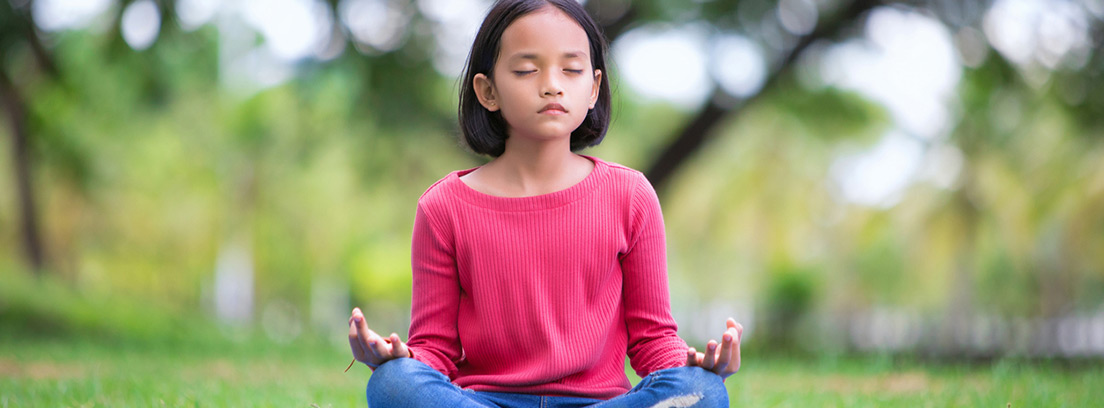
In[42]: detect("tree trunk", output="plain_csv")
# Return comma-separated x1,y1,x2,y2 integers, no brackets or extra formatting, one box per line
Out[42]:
0,68,46,274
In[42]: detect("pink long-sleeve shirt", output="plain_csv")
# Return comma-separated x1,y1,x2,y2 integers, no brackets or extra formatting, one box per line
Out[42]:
404,155,688,399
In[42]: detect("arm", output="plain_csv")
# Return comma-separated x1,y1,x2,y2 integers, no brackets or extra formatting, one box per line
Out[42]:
621,175,689,378
404,202,465,378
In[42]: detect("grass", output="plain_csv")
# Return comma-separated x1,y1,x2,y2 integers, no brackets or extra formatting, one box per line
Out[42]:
2,332,1101,407
731,355,1101,407
0,333,365,407
1,272,1101,406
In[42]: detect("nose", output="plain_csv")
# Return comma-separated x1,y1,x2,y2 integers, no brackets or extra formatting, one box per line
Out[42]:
541,72,563,97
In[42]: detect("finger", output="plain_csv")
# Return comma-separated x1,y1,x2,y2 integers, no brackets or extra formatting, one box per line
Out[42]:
370,336,391,359
352,315,374,361
686,347,697,366
732,339,742,374
350,307,362,325
389,333,409,358
354,314,386,364
732,325,743,373
725,327,741,373
348,321,367,362
715,329,735,374
365,325,391,359
702,340,718,370
696,352,705,366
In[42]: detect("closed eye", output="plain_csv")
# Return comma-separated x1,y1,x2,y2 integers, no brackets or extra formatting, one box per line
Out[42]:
565,69,584,74
513,70,536,75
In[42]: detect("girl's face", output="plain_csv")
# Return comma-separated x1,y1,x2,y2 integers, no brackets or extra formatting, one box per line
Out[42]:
473,6,602,143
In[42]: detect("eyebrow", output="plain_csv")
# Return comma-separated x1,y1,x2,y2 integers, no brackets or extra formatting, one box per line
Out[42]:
508,51,587,61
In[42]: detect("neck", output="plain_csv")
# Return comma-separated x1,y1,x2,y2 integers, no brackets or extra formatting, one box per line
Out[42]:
479,134,591,196
500,136,573,174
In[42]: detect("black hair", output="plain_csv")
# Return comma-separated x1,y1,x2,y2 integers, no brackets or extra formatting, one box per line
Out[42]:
458,0,612,157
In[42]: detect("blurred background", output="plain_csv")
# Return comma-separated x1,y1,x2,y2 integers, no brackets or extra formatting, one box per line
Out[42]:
2,0,1104,374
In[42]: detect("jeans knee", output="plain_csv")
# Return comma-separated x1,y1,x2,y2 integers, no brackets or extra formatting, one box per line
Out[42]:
365,358,425,406
655,366,729,407
694,367,729,392
368,358,424,386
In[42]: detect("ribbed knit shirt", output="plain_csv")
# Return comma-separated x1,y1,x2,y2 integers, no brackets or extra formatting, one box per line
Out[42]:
405,155,688,400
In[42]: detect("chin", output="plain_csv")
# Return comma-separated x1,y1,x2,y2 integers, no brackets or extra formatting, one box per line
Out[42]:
527,123,580,137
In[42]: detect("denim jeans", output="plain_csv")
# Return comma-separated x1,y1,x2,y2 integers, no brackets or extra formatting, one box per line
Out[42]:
365,358,729,408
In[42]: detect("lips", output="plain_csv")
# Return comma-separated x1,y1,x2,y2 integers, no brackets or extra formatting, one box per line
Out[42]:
539,103,567,114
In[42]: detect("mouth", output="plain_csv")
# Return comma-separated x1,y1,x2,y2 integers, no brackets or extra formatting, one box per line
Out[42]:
539,103,568,114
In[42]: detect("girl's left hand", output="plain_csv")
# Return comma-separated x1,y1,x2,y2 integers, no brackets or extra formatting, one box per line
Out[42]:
686,318,743,379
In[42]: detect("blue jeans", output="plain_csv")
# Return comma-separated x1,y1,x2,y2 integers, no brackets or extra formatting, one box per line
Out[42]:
365,358,728,407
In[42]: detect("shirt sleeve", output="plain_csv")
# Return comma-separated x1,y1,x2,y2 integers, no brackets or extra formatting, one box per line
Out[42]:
621,174,689,378
405,202,464,379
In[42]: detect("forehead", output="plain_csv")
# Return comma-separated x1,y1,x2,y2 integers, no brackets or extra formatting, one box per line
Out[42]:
499,6,590,61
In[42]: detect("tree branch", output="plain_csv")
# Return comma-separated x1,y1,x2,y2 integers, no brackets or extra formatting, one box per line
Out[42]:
644,0,882,191
6,0,60,79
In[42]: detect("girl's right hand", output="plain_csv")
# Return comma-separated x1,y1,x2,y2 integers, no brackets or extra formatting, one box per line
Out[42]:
348,307,411,369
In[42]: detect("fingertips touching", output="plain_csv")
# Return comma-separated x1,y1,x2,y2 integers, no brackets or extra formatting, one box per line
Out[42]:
359,329,382,361
725,327,739,343
370,335,390,358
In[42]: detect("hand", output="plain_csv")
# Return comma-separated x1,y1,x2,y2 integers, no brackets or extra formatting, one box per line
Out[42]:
685,317,743,379
347,307,410,370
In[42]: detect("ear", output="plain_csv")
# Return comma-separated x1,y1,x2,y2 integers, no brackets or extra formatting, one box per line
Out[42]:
589,69,602,110
473,73,500,112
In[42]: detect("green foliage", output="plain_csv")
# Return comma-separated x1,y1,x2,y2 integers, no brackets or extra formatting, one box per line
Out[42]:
771,83,890,144
759,262,820,350
976,248,1034,316
0,267,216,345
764,264,818,321
852,233,906,305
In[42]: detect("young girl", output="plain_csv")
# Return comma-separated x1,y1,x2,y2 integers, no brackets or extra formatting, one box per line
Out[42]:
347,0,743,406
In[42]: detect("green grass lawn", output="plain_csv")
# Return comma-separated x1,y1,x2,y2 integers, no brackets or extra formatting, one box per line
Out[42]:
2,332,1100,407
0,274,1099,407
0,334,366,407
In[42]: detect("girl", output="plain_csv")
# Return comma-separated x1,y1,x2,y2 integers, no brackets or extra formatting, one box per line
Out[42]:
348,0,743,406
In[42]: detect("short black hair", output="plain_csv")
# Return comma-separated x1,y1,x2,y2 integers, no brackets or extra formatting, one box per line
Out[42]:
458,0,612,157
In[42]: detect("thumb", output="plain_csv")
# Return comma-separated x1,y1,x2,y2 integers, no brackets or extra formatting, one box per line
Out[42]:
389,333,410,358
